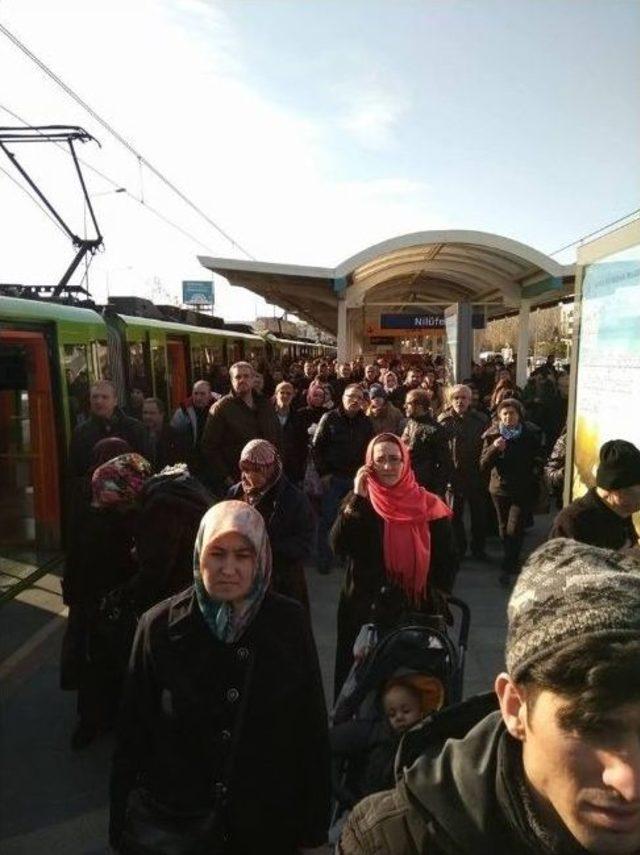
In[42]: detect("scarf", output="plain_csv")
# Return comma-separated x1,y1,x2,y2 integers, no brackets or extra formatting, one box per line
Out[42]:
365,433,452,603
91,452,152,507
239,439,283,506
193,500,272,643
499,423,523,441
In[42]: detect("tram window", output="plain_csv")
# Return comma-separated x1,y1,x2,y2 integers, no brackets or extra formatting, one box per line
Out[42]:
228,341,243,364
128,342,151,395
192,346,204,382
92,341,111,379
202,343,223,377
62,344,91,428
151,345,168,408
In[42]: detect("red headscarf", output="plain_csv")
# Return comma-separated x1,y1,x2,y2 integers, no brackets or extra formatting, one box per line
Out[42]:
365,433,452,603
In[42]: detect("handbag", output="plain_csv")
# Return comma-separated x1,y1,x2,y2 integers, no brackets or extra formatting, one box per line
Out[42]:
119,653,255,855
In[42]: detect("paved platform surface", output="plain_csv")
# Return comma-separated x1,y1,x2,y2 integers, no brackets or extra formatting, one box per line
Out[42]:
0,514,553,853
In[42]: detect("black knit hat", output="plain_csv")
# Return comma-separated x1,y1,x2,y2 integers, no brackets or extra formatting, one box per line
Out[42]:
506,538,640,680
596,439,640,490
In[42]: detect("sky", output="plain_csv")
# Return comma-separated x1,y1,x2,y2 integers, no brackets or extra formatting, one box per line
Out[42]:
0,0,638,322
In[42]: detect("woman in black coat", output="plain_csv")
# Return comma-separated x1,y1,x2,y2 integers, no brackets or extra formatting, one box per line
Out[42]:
63,451,152,749
110,500,330,855
331,433,458,699
480,398,543,585
228,439,315,612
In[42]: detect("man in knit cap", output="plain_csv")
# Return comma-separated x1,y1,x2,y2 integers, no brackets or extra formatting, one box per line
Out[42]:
550,438,640,549
339,539,640,854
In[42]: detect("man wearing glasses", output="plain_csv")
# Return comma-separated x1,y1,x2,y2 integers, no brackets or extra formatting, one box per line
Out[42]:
313,384,374,574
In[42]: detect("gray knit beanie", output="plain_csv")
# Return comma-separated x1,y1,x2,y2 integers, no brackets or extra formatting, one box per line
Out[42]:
506,538,640,680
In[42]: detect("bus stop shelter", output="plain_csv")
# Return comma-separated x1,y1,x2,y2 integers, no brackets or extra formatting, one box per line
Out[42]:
199,229,574,385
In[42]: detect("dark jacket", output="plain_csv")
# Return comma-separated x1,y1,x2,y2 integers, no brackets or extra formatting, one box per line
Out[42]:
438,408,488,492
479,422,543,503
276,408,308,484
63,506,138,605
330,492,458,696
339,697,584,854
401,414,453,496
129,471,214,613
549,487,639,550
312,409,374,479
201,393,283,487
110,589,330,854
227,477,315,608
145,425,188,472
67,410,149,478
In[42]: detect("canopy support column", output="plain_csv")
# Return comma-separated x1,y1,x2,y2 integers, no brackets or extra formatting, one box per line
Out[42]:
337,297,348,362
516,299,531,387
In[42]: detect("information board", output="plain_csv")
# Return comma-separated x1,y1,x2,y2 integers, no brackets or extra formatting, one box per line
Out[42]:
571,244,640,498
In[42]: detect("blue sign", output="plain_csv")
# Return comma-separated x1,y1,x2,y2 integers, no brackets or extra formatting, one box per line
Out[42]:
380,313,445,330
182,280,214,305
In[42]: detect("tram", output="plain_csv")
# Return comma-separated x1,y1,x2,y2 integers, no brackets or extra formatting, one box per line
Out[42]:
0,293,335,558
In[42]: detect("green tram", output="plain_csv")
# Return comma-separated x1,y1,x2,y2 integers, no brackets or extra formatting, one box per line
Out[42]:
0,295,335,562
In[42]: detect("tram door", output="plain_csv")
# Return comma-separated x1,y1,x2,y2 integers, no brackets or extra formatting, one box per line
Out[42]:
166,338,189,411
0,331,60,558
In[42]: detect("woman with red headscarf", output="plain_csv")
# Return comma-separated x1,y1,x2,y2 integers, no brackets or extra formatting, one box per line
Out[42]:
330,433,458,698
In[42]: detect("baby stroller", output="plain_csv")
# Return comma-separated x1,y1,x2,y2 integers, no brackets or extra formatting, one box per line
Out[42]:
329,596,470,844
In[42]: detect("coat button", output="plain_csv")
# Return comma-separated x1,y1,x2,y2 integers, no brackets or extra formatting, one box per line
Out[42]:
237,647,249,661
220,729,231,741
226,688,239,703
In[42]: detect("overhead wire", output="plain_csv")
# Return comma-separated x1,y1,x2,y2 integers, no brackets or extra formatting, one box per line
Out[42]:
0,102,220,254
0,161,69,240
0,21,255,259
548,208,640,257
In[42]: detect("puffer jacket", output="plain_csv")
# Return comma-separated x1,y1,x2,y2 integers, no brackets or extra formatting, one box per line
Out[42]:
312,409,374,479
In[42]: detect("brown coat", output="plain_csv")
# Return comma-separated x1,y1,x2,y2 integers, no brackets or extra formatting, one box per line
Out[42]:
367,401,404,436
200,392,282,487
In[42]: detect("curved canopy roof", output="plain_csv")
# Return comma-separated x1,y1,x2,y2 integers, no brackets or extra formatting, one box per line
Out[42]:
199,230,574,335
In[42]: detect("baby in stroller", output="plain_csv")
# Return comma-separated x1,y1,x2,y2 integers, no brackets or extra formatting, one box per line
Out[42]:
331,673,445,804
329,602,469,845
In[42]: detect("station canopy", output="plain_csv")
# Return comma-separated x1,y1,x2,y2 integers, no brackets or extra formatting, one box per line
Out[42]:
199,230,575,335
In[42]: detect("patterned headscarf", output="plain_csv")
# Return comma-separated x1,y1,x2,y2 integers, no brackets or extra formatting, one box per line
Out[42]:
193,500,272,643
239,439,283,505
91,453,152,508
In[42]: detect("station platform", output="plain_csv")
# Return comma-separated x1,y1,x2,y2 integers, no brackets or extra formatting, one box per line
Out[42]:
0,511,554,853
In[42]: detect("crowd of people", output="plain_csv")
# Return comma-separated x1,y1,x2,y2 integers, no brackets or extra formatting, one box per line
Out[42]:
58,349,640,855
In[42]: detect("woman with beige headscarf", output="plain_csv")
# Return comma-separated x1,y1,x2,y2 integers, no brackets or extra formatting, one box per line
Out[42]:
110,500,330,855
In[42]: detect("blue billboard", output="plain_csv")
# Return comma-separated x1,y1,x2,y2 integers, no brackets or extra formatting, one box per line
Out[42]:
182,280,214,305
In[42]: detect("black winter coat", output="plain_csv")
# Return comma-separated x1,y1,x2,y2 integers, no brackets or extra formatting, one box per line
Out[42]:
438,408,488,493
401,414,453,496
129,472,214,613
227,477,315,608
312,409,374,479
330,492,458,696
277,409,308,484
67,410,149,478
549,487,639,550
479,422,543,503
63,507,138,605
110,589,330,854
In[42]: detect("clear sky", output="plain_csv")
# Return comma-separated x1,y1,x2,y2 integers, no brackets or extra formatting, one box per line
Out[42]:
1,0,638,321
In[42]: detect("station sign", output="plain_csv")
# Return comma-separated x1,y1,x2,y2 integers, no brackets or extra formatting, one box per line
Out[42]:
182,280,214,305
380,313,445,330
